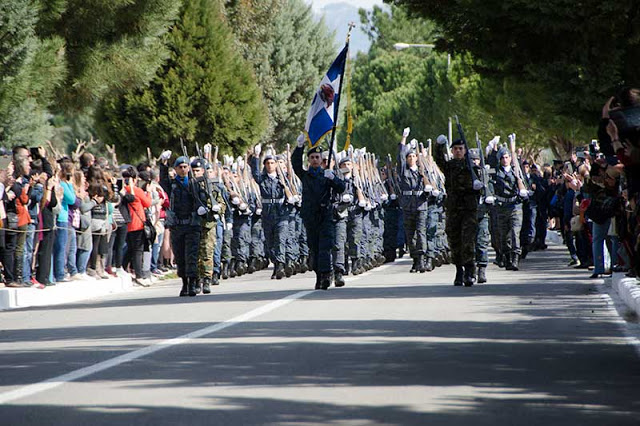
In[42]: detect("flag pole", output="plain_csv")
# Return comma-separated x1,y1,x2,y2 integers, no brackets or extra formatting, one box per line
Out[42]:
327,22,355,170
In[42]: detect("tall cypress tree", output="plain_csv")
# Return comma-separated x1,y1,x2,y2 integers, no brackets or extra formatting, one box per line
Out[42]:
97,0,267,159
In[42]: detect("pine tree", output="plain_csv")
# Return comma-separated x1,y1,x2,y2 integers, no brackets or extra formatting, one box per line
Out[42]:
97,0,268,159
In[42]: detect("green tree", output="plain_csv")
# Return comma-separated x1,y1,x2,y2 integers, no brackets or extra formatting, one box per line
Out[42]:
97,0,268,159
226,0,336,147
390,0,640,121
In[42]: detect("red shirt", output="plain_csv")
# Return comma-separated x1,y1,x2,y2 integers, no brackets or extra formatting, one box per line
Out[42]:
127,186,152,232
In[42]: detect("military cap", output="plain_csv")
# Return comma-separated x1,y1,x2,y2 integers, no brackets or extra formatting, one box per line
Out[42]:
190,158,205,169
522,159,530,166
468,148,480,160
263,154,275,164
497,147,511,159
307,146,323,156
451,138,465,147
322,151,329,160
174,156,189,167
338,156,352,165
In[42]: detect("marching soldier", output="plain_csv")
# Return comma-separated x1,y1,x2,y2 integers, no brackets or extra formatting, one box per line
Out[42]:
193,158,224,294
488,143,528,271
435,135,482,286
469,148,494,283
397,128,429,273
160,154,207,297
292,134,346,290
250,144,290,280
519,160,537,259
332,156,363,285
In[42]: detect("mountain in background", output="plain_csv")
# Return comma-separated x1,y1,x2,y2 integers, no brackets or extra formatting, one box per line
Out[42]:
315,2,376,54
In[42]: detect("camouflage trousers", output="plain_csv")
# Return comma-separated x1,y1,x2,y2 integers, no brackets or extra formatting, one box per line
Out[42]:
198,222,216,278
446,207,478,266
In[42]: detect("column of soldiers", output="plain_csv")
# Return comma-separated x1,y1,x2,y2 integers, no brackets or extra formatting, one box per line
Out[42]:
159,123,533,296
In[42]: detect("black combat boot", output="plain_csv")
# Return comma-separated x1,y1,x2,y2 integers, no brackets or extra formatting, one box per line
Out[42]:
424,257,434,272
398,248,405,258
275,262,285,280
377,254,386,266
494,253,503,268
463,263,476,287
334,270,346,287
314,273,321,290
443,251,451,265
319,272,332,290
284,262,293,278
410,257,418,273
433,255,443,268
229,259,237,278
454,265,464,286
202,277,211,294
221,261,229,280
477,266,487,283
179,277,189,297
247,257,256,274
351,258,361,275
292,261,299,275
212,272,220,286
299,256,308,273
511,254,520,271
384,251,396,263
236,260,246,276
195,278,202,294
188,277,197,297
417,255,427,273
505,253,514,270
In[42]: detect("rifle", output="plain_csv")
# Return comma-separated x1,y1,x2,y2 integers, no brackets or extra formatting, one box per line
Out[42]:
475,132,491,197
454,115,480,184
417,142,435,193
195,142,219,213
508,133,527,192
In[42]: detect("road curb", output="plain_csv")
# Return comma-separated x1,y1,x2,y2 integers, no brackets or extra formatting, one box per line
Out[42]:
0,274,135,311
610,272,640,318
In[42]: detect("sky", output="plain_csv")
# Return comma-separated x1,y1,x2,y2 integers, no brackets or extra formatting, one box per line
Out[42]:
304,0,387,54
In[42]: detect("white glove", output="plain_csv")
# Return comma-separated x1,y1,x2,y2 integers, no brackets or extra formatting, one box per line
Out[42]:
508,133,516,144
239,202,248,211
256,208,262,215
425,184,433,193
160,150,172,161
231,196,240,205
519,189,529,198
473,180,483,191
324,169,335,180
294,194,301,203
212,204,221,212
403,127,410,138
432,189,441,197
226,222,233,231
380,193,388,201
254,144,262,156
485,164,491,171
485,196,495,204
237,157,244,169
297,133,305,148
341,194,353,203
527,190,534,197
364,203,372,211
358,200,367,208
436,135,448,145
197,206,208,216
287,197,296,205
409,138,418,149
390,193,397,200
203,144,211,155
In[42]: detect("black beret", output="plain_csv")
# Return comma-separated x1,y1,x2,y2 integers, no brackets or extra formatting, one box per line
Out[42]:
190,158,205,169
451,139,465,147
307,146,323,156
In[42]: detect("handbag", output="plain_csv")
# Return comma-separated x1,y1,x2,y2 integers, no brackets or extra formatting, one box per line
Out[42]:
6,212,18,230
570,215,583,232
134,207,157,244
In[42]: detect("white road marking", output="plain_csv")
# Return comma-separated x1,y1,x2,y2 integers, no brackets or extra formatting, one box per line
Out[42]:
0,289,315,404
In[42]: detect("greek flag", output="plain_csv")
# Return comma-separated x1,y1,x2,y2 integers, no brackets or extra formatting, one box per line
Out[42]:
304,45,349,147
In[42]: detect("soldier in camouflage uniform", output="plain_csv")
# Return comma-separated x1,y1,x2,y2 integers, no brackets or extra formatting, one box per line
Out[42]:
435,136,482,286
193,158,225,294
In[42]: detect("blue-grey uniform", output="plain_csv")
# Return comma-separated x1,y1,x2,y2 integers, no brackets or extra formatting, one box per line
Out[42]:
397,142,429,273
292,145,345,289
250,154,289,279
382,176,400,262
519,162,537,259
489,147,525,271
469,149,492,283
161,156,206,297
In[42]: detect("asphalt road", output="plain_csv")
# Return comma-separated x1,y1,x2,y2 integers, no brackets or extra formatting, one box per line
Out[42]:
0,243,639,425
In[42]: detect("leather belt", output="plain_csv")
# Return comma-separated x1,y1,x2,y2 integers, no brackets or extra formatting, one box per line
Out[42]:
402,190,423,196
495,196,517,203
261,198,285,204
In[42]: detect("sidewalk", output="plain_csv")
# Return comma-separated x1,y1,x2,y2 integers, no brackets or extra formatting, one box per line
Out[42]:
0,274,136,311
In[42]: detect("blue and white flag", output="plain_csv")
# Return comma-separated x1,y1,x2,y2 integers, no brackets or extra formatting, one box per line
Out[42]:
304,45,349,148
